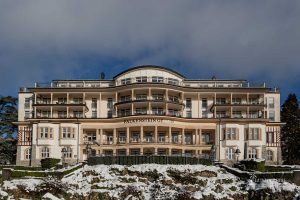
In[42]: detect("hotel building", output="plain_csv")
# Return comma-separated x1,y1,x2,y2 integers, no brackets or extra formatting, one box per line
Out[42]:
15,65,282,166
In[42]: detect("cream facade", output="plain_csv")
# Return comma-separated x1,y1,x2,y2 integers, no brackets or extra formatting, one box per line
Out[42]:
16,65,282,166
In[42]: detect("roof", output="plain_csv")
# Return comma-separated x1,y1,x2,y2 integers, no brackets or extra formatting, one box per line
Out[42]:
113,65,186,79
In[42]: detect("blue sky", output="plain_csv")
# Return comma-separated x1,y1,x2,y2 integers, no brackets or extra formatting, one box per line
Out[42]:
0,1,299,104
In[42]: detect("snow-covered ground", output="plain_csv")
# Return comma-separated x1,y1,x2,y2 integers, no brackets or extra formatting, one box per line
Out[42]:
0,164,299,199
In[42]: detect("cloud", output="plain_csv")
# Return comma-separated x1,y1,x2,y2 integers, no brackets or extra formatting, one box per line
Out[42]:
0,0,299,96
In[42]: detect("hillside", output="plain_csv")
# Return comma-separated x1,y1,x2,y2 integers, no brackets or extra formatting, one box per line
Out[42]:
0,164,299,200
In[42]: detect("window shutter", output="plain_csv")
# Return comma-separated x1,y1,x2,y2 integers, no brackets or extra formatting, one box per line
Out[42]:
259,128,262,140
225,148,228,159
236,128,239,140
225,128,228,140
244,128,248,140
59,127,62,139
73,128,75,138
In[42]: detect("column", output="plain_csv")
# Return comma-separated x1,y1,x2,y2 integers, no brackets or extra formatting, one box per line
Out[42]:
192,130,196,145
149,88,152,114
126,148,130,156
182,128,185,145
131,89,134,115
66,93,69,117
199,129,202,145
198,93,200,118
126,127,130,144
154,126,158,143
113,128,117,144
140,126,144,143
99,129,103,145
168,126,172,143
214,93,217,117
96,129,99,142
98,92,102,118
230,93,233,118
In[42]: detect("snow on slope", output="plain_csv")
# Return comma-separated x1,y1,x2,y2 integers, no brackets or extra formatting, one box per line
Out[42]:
0,164,299,199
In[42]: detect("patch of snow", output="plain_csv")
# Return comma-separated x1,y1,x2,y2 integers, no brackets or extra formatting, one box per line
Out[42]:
42,192,62,200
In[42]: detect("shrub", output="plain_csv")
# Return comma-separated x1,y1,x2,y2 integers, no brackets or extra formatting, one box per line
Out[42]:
41,158,60,169
240,159,266,172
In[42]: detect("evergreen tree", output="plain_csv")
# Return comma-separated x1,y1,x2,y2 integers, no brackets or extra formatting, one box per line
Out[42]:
281,93,300,164
0,96,18,164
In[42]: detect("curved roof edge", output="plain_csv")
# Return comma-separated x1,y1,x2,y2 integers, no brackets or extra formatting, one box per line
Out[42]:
113,65,186,79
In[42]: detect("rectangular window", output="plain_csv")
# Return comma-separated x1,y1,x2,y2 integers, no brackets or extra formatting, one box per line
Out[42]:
269,111,275,121
107,98,113,109
72,98,83,104
57,98,67,104
92,111,97,118
62,127,75,139
186,98,192,108
119,109,131,117
118,132,126,143
267,132,274,143
91,98,97,109
224,128,237,140
167,78,179,85
186,110,192,118
40,127,53,139
86,132,96,141
152,107,164,115
25,111,30,119
107,110,113,118
232,98,241,104
152,76,164,83
136,94,147,100
73,111,83,118
202,98,207,108
249,111,258,118
226,147,234,160
152,94,164,101
120,95,131,102
216,98,226,105
121,78,131,85
202,111,208,118
216,111,226,118
168,96,179,103
201,133,211,144
268,97,275,108
232,111,242,118
248,148,257,159
42,111,51,118
58,111,67,118
24,98,30,109
247,128,260,140
158,133,165,143
136,76,147,83
135,107,147,115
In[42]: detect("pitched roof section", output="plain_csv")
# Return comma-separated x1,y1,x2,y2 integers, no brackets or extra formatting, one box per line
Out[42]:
113,65,186,79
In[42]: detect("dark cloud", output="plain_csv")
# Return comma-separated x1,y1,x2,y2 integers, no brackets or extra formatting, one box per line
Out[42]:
0,1,299,97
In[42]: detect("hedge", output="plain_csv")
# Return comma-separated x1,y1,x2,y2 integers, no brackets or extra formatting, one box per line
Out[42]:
88,155,212,166
8,163,84,179
240,160,266,172
0,165,42,171
265,165,299,172
41,158,61,169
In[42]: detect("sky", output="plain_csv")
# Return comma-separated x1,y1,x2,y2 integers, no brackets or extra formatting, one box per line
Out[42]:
0,1,299,104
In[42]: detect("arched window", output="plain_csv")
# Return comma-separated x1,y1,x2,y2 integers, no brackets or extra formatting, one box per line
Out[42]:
41,147,50,158
267,150,273,161
24,148,31,160
248,148,257,159
62,147,72,158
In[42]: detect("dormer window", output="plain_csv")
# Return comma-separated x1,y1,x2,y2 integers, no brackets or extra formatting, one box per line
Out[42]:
167,78,179,85
121,78,131,85
152,76,164,83
136,76,147,83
